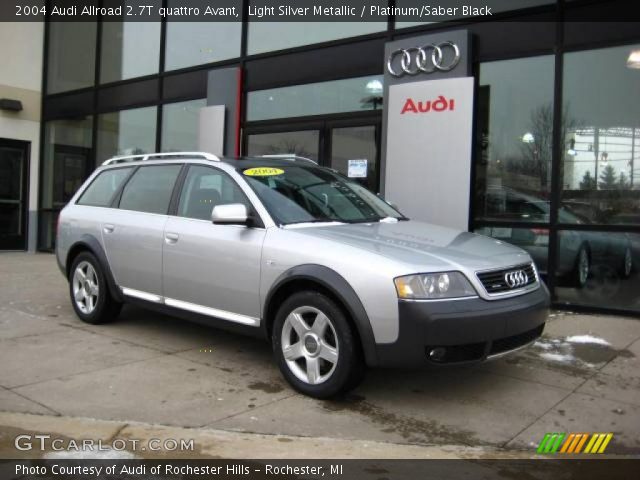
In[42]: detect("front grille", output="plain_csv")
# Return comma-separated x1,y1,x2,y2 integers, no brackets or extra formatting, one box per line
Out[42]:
476,263,537,295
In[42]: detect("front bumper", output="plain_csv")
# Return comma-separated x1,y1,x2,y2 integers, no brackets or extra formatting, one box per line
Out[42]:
375,284,550,368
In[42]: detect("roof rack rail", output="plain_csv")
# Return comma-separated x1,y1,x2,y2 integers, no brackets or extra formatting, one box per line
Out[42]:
102,151,220,166
261,154,318,165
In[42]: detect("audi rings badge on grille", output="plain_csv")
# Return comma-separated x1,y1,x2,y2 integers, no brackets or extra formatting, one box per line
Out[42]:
387,42,461,77
504,270,529,289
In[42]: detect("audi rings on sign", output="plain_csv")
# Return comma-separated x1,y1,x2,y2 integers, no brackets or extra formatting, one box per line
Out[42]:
504,270,529,289
387,42,461,77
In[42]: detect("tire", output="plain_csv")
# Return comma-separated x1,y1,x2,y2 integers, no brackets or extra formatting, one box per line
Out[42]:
570,245,590,289
272,291,365,399
620,246,633,278
68,252,122,325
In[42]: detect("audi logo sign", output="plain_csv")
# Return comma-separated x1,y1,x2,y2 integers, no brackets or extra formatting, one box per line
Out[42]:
386,41,461,77
504,270,529,289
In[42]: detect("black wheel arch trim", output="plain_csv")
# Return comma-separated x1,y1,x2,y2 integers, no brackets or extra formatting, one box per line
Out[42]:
263,264,378,366
66,235,123,303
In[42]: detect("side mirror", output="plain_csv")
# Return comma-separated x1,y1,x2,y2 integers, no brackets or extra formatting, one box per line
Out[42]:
211,204,248,225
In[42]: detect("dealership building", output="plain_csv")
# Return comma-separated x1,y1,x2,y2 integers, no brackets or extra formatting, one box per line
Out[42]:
0,0,639,315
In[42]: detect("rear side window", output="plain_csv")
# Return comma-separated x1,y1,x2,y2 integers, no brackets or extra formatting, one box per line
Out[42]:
77,167,132,207
119,165,182,215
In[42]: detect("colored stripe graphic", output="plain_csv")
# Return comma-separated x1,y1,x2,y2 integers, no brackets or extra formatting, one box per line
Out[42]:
574,433,589,453
567,433,582,453
560,433,575,453
537,433,552,454
584,434,599,453
597,433,613,453
544,433,558,453
538,433,613,454
538,433,566,454
550,433,565,453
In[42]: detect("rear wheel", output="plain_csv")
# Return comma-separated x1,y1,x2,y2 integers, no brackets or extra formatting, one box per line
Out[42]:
570,245,590,288
272,291,365,398
69,252,122,324
621,246,633,278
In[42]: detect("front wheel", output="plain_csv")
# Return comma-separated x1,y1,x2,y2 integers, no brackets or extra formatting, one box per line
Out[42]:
69,252,122,324
272,291,365,398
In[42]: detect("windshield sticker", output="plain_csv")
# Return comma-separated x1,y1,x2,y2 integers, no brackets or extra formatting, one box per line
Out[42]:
243,167,284,177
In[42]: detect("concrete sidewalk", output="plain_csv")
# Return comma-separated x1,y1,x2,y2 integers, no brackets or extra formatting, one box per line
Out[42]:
0,411,517,459
1,252,639,457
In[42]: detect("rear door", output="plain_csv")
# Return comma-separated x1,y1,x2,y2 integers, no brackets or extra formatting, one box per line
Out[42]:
162,164,265,323
100,164,183,298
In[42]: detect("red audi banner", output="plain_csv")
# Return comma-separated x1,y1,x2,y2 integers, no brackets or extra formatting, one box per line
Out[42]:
384,76,475,231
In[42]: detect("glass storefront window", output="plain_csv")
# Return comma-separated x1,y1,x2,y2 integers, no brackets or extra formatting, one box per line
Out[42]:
247,76,383,121
165,19,241,71
555,230,639,312
96,107,157,162
247,21,385,55
474,55,555,223
47,22,97,93
40,117,94,250
161,99,207,152
246,130,320,161
100,15,161,83
561,44,640,226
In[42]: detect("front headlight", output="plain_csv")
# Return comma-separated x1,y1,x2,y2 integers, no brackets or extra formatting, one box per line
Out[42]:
394,272,477,300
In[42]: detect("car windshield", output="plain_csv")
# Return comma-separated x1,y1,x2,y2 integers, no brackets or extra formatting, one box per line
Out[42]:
239,165,405,225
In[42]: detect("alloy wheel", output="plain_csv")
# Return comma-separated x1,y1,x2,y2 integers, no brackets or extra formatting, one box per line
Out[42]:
624,248,633,277
578,248,589,286
281,306,339,385
72,261,99,314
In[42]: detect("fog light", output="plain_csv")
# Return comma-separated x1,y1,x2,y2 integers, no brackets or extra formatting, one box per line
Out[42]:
428,347,446,361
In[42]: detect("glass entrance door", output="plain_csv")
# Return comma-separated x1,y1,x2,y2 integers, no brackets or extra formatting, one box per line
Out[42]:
328,123,379,192
244,118,381,192
0,139,29,250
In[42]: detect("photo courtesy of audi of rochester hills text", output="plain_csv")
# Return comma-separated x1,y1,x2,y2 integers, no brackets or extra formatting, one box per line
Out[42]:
0,0,639,478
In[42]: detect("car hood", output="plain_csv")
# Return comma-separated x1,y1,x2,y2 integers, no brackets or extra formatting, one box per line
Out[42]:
288,220,531,272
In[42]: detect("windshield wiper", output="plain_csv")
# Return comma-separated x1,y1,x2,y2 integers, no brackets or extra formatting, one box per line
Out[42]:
281,218,339,226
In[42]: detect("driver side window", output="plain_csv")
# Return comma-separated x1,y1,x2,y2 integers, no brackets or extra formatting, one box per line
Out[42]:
178,165,250,221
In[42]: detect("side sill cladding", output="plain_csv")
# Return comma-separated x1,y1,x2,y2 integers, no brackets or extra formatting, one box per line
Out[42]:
263,264,379,367
66,235,124,303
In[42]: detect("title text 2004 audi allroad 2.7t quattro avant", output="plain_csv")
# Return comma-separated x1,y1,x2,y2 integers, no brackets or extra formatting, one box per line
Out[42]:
56,152,549,398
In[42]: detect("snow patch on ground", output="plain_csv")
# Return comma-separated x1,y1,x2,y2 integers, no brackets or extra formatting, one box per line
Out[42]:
539,352,576,363
565,335,611,346
533,341,553,350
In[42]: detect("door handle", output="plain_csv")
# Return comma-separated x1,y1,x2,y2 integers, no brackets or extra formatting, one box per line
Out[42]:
103,224,115,234
165,233,179,244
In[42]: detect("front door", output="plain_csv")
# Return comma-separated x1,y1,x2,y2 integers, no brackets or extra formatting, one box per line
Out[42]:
162,164,265,322
0,139,29,250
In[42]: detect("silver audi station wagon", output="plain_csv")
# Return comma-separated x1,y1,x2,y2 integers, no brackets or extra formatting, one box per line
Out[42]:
56,152,549,398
